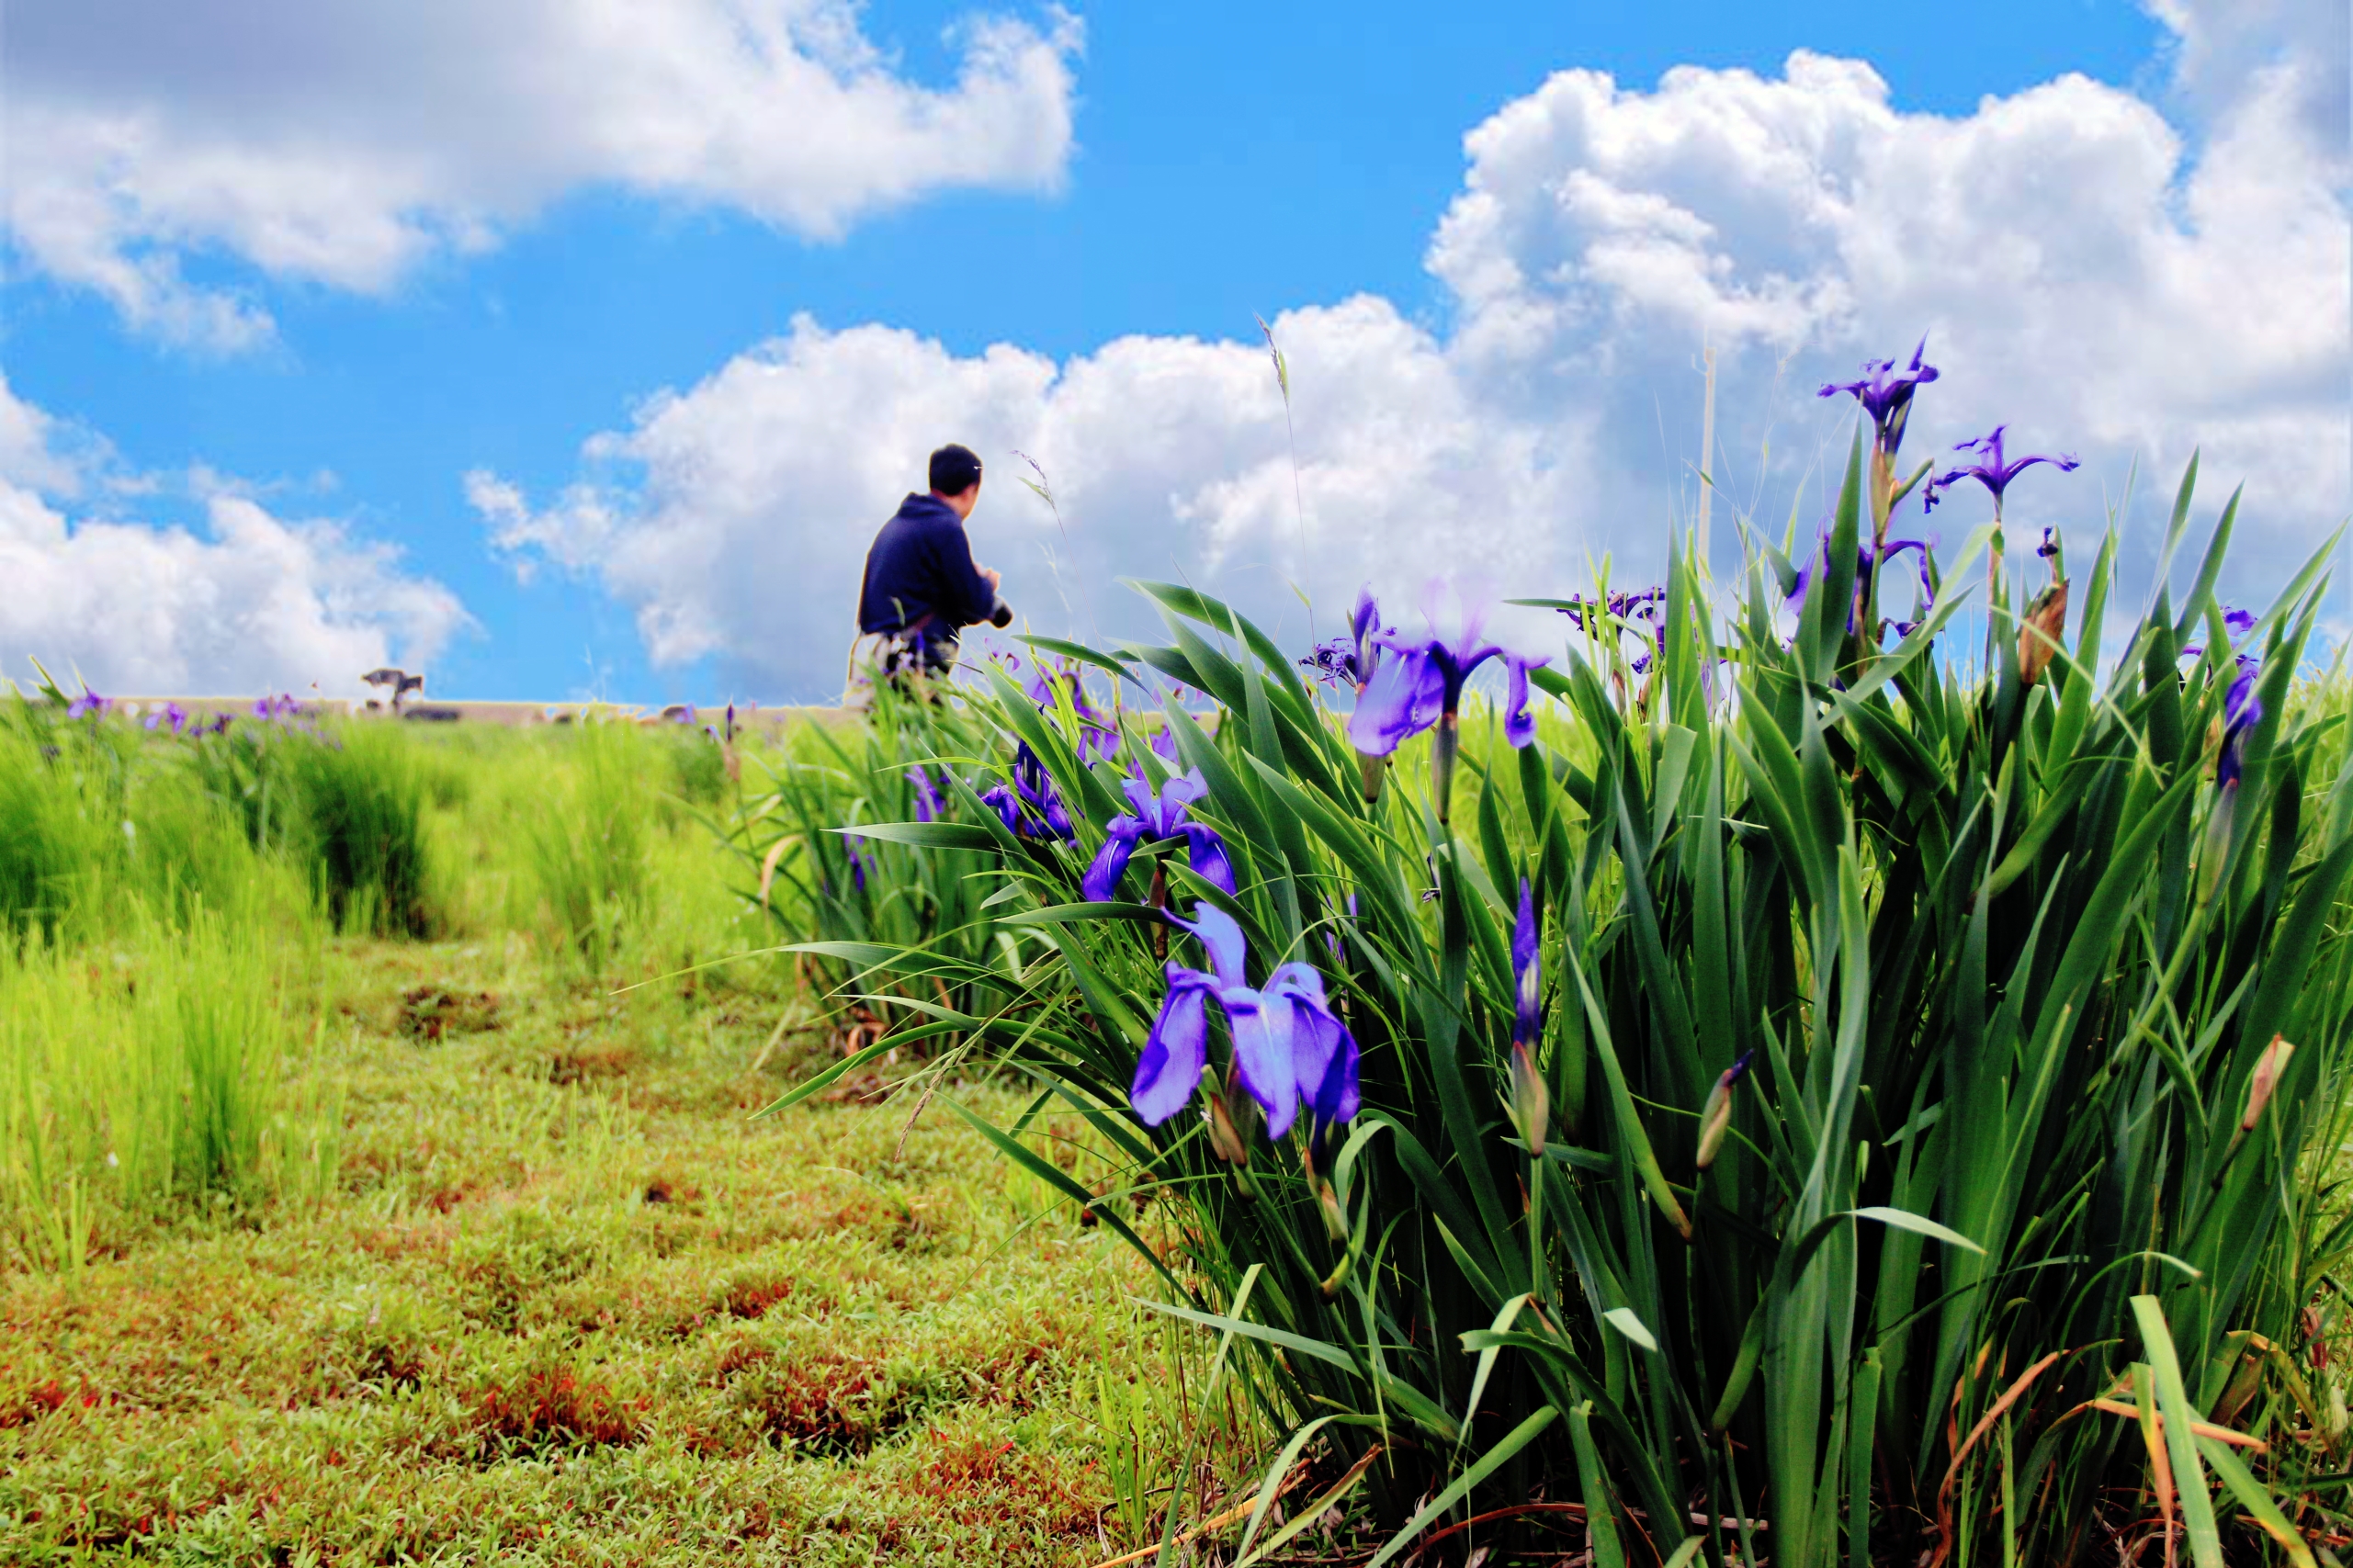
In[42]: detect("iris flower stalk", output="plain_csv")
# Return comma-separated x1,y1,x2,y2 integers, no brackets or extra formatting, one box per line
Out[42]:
1924,424,2078,604
1346,599,1546,826
1818,336,1940,542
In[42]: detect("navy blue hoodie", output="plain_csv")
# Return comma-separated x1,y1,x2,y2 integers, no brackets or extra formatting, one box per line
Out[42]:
855,493,995,635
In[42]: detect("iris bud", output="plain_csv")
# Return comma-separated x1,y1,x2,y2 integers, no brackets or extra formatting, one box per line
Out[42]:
2211,1034,2295,1189
1510,1041,1549,1158
1205,1072,1252,1167
2018,578,2069,684
2242,1034,2294,1132
1696,1050,1756,1172
1313,1173,1349,1244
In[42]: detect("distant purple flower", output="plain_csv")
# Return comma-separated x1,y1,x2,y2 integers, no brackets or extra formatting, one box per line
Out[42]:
1923,426,2078,517
1148,727,1180,762
843,834,869,894
2184,607,2259,660
1081,767,1237,902
1010,654,1120,763
910,764,944,824
1130,905,1359,1143
66,688,111,720
673,704,697,726
980,742,1076,841
143,702,189,737
1554,586,1669,672
1818,336,1940,457
1346,603,1548,757
1789,536,1937,634
1301,584,1388,690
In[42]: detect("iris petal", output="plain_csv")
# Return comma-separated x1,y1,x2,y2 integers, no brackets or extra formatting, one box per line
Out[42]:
1182,823,1237,895
1225,989,1299,1137
1082,818,1147,902
1119,773,1160,820
1131,975,1211,1124
1346,649,1435,756
1503,657,1545,748
1178,904,1250,990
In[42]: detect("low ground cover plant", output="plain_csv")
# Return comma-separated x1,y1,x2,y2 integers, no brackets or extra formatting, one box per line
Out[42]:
778,355,2353,1562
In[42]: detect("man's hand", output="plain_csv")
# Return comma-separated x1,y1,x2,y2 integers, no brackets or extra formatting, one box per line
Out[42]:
981,566,1002,591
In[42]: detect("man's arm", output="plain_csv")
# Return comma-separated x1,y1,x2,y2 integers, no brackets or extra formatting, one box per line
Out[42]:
933,527,1000,626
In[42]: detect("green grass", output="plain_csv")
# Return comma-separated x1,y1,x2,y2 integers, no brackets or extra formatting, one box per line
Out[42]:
0,940,1175,1562
0,716,1223,1566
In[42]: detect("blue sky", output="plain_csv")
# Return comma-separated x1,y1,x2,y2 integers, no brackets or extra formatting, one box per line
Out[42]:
2,0,2342,703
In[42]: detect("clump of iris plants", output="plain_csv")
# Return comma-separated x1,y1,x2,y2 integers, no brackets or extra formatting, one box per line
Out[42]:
763,344,2352,1565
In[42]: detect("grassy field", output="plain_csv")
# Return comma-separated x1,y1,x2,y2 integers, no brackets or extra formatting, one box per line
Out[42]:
0,716,1242,1567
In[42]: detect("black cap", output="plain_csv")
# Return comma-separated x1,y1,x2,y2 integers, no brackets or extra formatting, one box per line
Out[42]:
929,444,983,495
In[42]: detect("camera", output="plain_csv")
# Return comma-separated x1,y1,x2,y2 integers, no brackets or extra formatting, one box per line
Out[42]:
988,597,1013,628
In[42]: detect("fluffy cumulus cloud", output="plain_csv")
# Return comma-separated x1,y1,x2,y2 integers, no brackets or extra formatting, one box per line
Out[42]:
475,303,1567,695
482,3,2349,697
4,0,1082,348
0,378,469,697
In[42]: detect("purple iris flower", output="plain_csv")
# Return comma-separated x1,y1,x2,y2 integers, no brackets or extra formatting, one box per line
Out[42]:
1013,654,1121,763
1130,905,1361,1143
1346,608,1547,757
980,742,1076,841
250,693,306,723
143,702,189,737
66,688,111,720
1553,587,1671,672
1509,878,1548,1155
2183,607,2258,660
1511,881,1542,1052
1301,584,1388,690
843,834,868,893
2218,655,2263,792
910,764,944,824
1817,336,1940,457
1148,727,1180,762
1923,426,2078,517
1789,536,1937,635
1081,768,1237,902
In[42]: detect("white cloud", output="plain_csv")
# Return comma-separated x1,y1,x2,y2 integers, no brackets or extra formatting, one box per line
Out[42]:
480,304,1573,697
0,377,470,696
482,14,2350,696
4,1,1082,348
2146,0,2349,174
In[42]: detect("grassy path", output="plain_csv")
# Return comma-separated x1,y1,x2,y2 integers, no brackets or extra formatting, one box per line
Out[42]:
2,935,1172,1565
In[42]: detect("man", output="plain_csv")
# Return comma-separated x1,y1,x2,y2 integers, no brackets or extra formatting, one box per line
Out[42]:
843,444,1010,707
